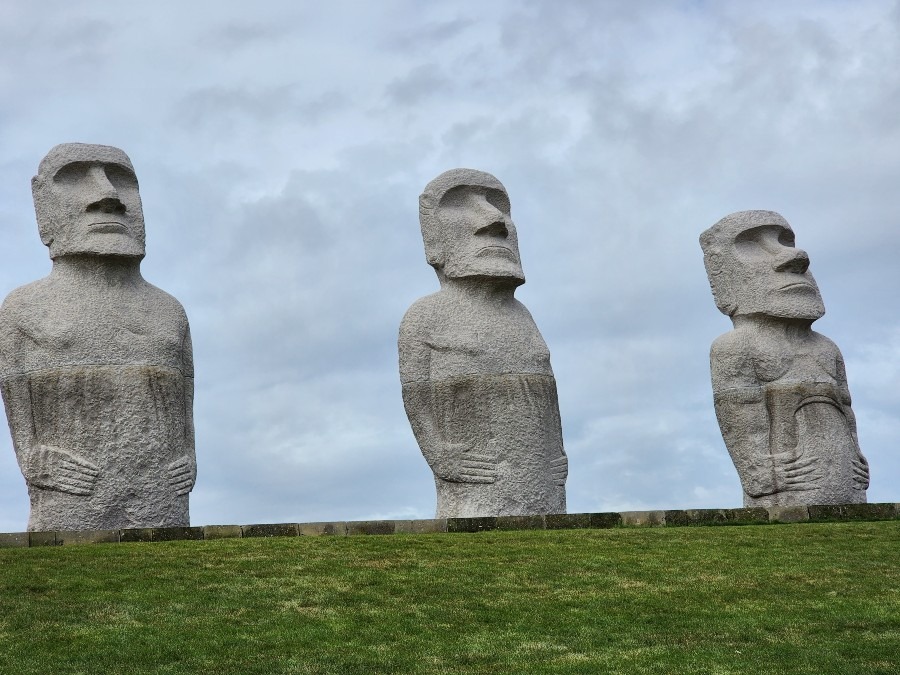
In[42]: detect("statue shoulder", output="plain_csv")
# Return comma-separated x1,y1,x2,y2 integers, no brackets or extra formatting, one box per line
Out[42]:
139,281,190,328
0,278,54,332
710,329,758,389
399,292,443,338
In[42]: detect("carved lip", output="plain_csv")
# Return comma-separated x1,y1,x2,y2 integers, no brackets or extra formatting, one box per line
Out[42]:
779,281,815,291
89,222,129,234
476,246,518,261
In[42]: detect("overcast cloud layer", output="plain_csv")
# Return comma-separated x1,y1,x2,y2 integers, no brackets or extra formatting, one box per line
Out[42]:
0,0,898,530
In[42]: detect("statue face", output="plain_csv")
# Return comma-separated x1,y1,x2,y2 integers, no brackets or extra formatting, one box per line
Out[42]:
435,185,524,283
727,222,824,320
33,145,145,259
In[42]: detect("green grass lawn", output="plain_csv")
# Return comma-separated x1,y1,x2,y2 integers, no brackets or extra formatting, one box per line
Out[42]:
0,522,897,674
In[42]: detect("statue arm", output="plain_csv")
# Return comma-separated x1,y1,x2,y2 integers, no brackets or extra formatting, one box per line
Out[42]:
167,321,196,496
399,306,496,484
1,374,99,496
711,338,820,498
835,349,868,488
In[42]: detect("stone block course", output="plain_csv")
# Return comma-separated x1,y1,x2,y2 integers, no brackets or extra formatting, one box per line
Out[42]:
152,526,204,542
57,530,119,545
620,510,666,527
120,528,154,543
242,523,298,538
347,521,396,536
298,522,347,536
0,532,29,548
394,519,447,534
447,517,498,533
203,525,242,539
545,513,591,530
808,502,898,522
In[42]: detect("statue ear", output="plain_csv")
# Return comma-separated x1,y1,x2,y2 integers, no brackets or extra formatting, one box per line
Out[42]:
32,175,53,247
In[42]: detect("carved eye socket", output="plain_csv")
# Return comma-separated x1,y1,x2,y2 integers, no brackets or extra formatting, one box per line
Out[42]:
103,164,138,191
484,189,510,215
778,229,795,247
52,161,91,186
735,224,793,259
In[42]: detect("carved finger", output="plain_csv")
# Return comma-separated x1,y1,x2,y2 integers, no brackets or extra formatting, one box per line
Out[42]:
782,463,820,477
57,473,98,491
549,456,567,466
61,455,100,472
464,453,498,464
60,459,100,477
783,455,818,469
58,466,98,483
459,474,496,484
459,467,497,478
460,461,497,471
169,467,193,480
172,481,194,495
783,475,823,489
553,478,566,486
56,480,94,496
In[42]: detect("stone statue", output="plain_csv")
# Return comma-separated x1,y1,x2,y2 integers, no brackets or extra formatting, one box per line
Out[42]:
0,143,196,531
399,168,567,518
700,210,868,507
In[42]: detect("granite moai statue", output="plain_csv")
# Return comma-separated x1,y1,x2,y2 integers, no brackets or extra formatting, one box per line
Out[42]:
700,210,868,507
0,143,196,531
399,168,567,518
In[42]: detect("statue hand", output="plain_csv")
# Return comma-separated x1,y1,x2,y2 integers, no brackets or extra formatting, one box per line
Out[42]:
851,454,870,489
744,452,822,498
168,455,196,496
549,455,568,486
771,452,824,493
23,445,99,496
432,442,498,484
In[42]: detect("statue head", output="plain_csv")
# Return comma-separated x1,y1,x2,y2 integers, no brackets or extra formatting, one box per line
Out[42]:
32,143,146,260
700,210,824,321
419,168,524,285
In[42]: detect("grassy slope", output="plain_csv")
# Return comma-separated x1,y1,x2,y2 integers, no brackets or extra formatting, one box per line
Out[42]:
0,522,898,674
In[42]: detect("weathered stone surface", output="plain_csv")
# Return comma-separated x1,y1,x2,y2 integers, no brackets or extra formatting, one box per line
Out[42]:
724,508,770,524
346,521,396,536
661,507,768,526
242,523,298,538
808,503,898,522
767,505,810,523
496,515,545,531
29,531,58,546
447,517,499,533
620,510,666,527
0,143,196,532
120,527,154,543
297,521,347,536
153,526,203,542
393,519,448,534
203,525,243,539
0,532,29,548
701,211,868,508
56,529,119,545
545,513,592,530
400,169,567,518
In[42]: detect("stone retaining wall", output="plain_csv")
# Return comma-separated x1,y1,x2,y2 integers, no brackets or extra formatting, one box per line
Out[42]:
1,502,898,548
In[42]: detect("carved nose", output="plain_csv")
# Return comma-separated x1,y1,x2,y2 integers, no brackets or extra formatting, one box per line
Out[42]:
774,249,810,274
86,196,126,214
475,220,509,238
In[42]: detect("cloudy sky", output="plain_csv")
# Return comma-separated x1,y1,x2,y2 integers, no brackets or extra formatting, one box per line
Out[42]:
0,1,898,530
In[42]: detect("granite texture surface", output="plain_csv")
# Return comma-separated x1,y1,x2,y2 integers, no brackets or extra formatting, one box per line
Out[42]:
0,143,196,531
700,210,868,507
400,169,567,518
